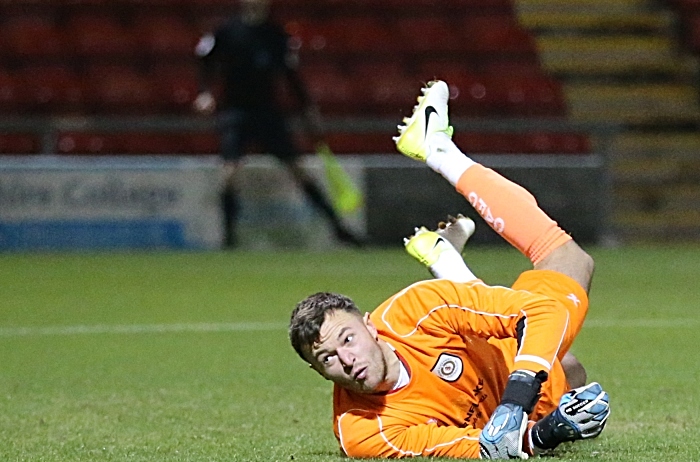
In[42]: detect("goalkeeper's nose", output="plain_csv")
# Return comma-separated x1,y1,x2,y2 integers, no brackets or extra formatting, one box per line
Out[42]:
338,348,355,371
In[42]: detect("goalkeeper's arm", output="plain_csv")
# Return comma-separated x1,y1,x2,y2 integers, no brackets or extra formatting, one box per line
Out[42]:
479,369,548,459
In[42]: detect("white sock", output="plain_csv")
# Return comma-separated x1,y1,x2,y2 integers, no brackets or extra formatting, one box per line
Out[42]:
429,246,478,282
426,133,476,186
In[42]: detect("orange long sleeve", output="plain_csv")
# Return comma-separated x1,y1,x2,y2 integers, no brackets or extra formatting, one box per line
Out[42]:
333,278,570,458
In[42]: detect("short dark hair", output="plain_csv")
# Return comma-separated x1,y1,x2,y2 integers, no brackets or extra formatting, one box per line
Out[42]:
289,292,361,362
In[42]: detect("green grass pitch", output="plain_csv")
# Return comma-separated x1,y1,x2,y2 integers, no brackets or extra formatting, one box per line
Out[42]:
1,244,699,461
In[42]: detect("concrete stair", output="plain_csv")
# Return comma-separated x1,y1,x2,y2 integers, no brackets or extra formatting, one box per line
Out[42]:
536,36,698,78
519,11,672,33
515,0,700,242
565,83,700,123
516,0,655,12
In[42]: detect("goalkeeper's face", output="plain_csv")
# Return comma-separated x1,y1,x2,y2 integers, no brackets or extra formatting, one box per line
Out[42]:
306,310,391,394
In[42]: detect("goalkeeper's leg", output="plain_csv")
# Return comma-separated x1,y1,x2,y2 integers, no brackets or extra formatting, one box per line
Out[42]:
394,81,593,294
404,214,478,282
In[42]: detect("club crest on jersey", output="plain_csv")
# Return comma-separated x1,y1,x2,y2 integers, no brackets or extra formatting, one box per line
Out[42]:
431,353,463,382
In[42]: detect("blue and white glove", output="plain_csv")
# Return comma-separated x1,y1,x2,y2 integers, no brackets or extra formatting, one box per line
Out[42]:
530,381,610,453
479,403,529,459
479,370,547,459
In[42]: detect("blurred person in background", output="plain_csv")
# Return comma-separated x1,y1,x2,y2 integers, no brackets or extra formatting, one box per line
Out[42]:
193,0,362,248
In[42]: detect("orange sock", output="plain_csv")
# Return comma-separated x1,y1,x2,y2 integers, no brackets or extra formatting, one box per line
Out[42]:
456,164,571,265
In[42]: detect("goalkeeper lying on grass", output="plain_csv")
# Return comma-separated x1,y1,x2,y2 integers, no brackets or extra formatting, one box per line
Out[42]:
289,80,610,459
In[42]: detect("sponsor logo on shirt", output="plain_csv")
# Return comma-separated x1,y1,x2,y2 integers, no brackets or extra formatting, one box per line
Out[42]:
567,293,581,307
464,378,488,427
467,192,505,233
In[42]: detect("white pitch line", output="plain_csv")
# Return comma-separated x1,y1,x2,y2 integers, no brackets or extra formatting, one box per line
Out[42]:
0,318,696,338
0,321,288,338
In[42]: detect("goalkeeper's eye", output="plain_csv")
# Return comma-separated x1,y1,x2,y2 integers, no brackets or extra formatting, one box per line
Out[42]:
344,334,353,344
322,355,336,365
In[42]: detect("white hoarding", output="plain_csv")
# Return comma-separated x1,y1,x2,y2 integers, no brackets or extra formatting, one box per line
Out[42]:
0,156,224,250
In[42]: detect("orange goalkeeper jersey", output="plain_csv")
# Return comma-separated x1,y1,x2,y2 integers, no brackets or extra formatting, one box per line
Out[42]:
333,270,588,459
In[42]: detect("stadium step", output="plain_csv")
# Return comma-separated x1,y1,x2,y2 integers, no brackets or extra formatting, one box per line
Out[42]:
564,83,700,123
664,184,700,212
516,0,700,242
612,209,700,242
518,11,674,33
610,156,682,185
608,144,700,240
536,36,699,77
612,132,700,160
515,0,659,16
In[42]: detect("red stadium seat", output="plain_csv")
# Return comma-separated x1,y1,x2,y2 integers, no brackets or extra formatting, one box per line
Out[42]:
448,74,566,117
453,132,590,154
416,60,475,85
324,132,396,154
668,0,700,13
134,15,200,57
118,133,182,154
284,19,335,56
472,60,545,76
337,17,399,53
119,0,196,4
325,0,514,15
57,132,115,154
0,70,26,112
500,75,567,116
84,65,157,113
455,132,521,153
0,133,41,154
272,0,317,8
394,17,462,53
398,0,513,8
66,14,138,57
417,59,545,85
684,15,700,52
368,75,421,115
540,132,591,154
56,132,178,154
188,0,237,5
18,65,85,113
57,131,223,155
194,13,231,37
286,17,398,56
439,74,497,116
184,132,220,154
148,63,200,112
301,19,350,54
460,17,538,55
301,64,360,114
0,16,64,59
353,64,419,115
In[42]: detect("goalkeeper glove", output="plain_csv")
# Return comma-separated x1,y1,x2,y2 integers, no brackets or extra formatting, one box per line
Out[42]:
479,402,529,459
479,370,547,459
530,382,610,453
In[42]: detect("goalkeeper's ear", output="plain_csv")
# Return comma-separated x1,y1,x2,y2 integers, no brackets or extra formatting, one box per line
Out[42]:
362,313,378,340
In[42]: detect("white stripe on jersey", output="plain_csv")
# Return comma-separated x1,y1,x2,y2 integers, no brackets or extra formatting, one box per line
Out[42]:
337,409,478,457
514,354,552,370
379,280,518,339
